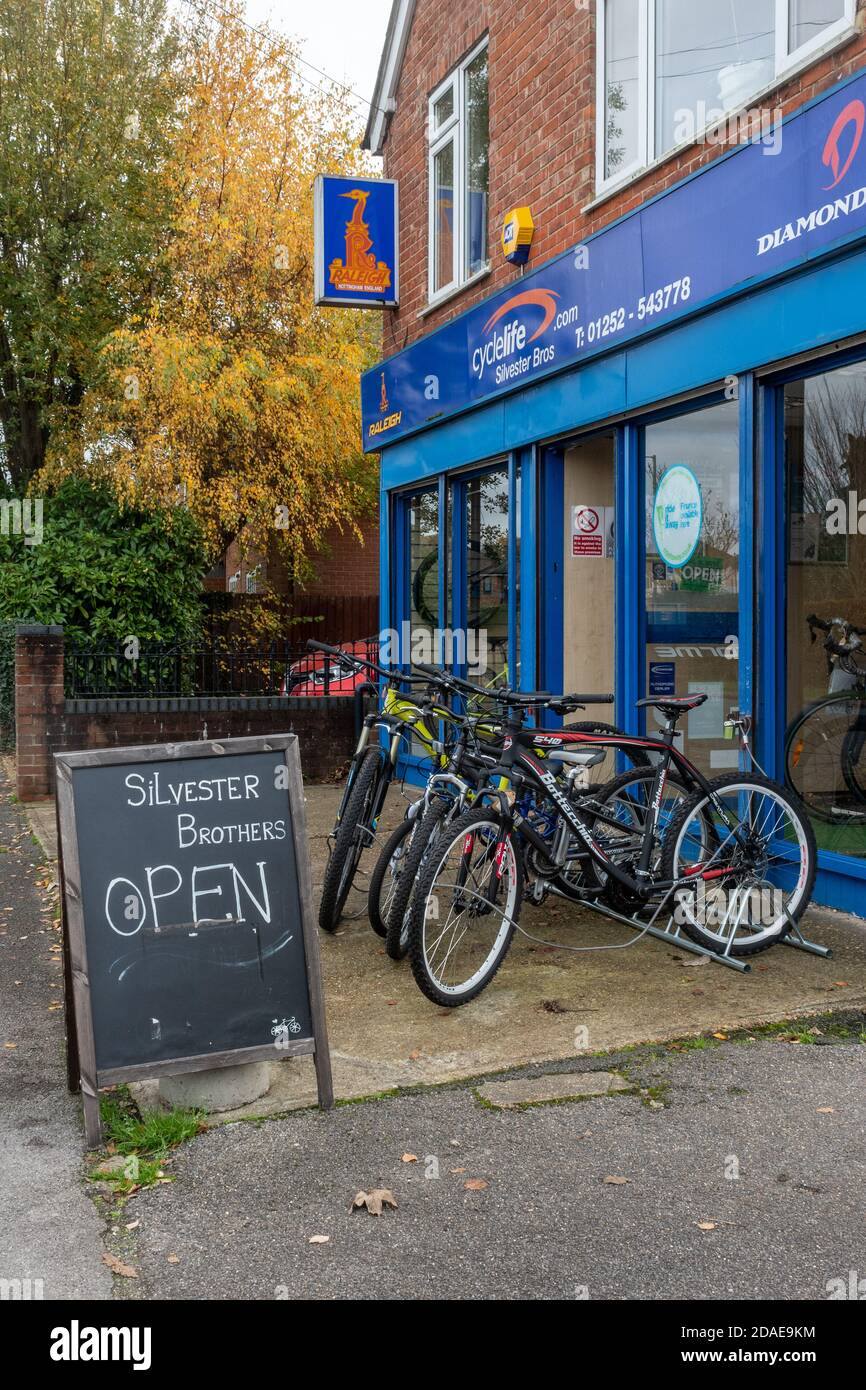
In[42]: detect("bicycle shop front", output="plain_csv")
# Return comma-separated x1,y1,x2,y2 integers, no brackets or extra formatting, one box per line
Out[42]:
363,70,866,917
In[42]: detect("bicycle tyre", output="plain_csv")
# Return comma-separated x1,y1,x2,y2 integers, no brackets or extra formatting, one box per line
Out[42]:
408,805,522,1007
784,693,866,820
367,813,416,938
385,797,451,960
319,748,383,933
659,772,817,957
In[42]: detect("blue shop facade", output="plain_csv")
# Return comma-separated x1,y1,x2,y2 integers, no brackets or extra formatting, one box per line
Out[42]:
362,71,866,916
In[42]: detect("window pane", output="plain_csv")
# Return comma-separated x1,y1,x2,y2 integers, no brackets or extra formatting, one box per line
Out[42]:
655,0,774,159
465,48,489,276
466,470,509,685
433,85,454,129
784,365,866,859
645,402,740,779
789,0,846,53
604,0,641,179
432,140,454,292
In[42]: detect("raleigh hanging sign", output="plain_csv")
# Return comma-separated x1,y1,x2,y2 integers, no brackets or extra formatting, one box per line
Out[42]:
315,174,399,308
362,72,866,449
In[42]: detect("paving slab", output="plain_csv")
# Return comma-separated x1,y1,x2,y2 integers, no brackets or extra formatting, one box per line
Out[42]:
20,781,866,1119
476,1071,632,1107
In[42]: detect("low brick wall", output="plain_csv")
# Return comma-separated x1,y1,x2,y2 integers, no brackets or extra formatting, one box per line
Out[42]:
15,627,356,800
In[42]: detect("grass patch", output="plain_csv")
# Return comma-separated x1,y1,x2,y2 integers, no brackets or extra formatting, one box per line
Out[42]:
100,1088,204,1157
88,1086,205,1195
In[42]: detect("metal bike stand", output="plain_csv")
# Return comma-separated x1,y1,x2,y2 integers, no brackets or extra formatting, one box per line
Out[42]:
778,906,833,959
574,893,752,973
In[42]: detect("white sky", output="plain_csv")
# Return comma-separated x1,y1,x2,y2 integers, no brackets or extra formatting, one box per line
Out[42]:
244,0,393,127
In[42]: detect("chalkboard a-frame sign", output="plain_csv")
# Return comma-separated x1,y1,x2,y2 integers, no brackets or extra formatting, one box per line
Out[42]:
55,734,332,1145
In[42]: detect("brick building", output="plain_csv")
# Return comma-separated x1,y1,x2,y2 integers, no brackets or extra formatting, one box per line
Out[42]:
362,0,866,914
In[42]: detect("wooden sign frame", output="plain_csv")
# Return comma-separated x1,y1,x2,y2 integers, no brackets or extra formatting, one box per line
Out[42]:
55,735,333,1146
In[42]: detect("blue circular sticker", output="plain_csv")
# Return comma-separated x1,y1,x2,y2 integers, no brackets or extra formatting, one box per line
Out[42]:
652,465,703,569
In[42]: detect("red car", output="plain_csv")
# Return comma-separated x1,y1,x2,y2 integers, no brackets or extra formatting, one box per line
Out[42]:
281,640,378,697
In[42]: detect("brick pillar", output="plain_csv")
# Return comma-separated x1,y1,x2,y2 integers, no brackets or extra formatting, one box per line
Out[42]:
15,625,64,801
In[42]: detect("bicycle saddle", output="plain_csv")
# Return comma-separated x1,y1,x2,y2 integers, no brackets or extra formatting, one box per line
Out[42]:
635,693,708,717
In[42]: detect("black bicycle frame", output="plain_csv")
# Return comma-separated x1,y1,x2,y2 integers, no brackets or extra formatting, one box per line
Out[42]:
490,718,744,900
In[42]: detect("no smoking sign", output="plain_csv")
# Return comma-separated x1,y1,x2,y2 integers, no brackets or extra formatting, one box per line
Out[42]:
572,504,613,558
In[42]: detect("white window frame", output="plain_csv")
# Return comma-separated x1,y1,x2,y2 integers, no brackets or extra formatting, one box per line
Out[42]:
596,0,858,197
428,37,489,306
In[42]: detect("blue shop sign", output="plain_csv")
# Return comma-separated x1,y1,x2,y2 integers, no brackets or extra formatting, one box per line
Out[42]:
315,175,399,309
362,74,866,449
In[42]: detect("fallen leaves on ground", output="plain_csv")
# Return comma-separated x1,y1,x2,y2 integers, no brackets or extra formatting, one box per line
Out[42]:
308,1234,330,1244
696,1222,717,1231
816,1106,835,1114
102,1253,137,1278
464,1178,488,1191
603,1175,629,1185
401,1153,418,1163
350,1189,397,1216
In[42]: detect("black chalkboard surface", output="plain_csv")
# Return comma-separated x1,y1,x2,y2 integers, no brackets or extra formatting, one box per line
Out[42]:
55,735,331,1144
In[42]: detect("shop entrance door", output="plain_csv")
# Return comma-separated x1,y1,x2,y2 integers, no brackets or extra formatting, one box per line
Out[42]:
562,435,616,701
642,400,741,775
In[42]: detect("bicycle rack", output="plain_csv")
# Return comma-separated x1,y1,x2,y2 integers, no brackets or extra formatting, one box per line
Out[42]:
547,880,832,972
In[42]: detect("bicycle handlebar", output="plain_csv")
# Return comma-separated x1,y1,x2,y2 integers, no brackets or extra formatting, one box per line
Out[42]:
305,639,430,687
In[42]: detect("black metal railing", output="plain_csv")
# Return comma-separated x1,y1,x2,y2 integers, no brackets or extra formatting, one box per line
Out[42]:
64,639,380,700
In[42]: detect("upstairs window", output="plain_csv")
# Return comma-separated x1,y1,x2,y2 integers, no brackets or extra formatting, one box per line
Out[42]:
597,0,856,192
428,40,489,302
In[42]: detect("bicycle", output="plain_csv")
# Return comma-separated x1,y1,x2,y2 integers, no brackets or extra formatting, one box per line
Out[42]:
408,690,817,1006
785,614,866,823
312,641,454,933
373,662,650,960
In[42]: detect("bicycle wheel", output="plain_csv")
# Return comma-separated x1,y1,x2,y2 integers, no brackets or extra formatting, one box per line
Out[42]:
585,766,696,872
785,694,866,822
319,748,383,933
367,812,416,938
408,806,522,1006
660,773,817,957
385,797,452,961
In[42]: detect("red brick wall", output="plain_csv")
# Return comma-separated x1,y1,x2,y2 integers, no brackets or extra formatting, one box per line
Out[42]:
300,518,380,599
220,519,379,601
14,627,356,799
383,0,866,356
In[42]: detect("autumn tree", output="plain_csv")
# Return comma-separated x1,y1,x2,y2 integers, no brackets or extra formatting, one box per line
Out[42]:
0,0,182,489
48,0,380,605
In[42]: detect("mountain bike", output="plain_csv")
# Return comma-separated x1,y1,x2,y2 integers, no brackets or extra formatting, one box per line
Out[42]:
313,641,454,933
785,614,866,823
408,691,817,1006
373,663,649,961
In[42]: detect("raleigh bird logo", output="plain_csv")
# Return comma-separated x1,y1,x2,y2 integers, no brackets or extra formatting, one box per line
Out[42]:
471,288,560,382
368,370,401,440
329,188,392,295
822,98,865,190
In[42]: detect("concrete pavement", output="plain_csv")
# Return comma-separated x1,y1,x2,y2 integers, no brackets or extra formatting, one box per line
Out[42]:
105,1037,866,1301
0,770,111,1300
15,778,866,1117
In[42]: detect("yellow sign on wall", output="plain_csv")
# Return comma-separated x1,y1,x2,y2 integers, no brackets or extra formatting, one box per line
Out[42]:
501,207,534,265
